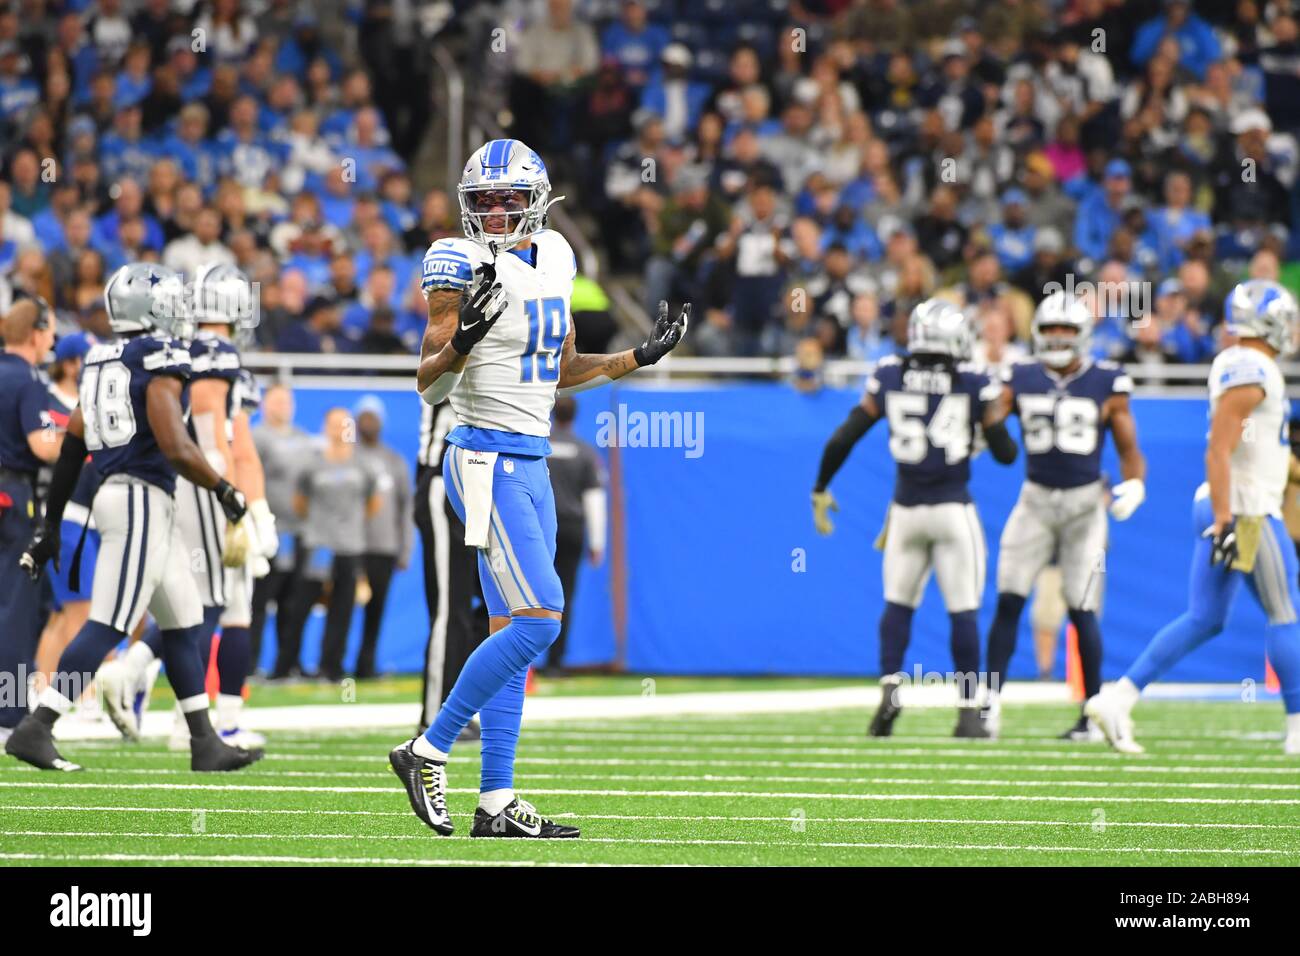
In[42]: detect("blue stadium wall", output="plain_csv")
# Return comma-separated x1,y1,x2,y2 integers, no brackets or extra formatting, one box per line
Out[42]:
277,381,1277,684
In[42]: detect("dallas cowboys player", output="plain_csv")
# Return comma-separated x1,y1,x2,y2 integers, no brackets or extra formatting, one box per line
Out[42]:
984,291,1147,739
1087,280,1300,754
813,299,1019,738
97,264,276,747
388,138,688,838
5,263,259,773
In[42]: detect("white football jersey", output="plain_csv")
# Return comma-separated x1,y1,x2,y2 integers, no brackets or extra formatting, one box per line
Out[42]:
1206,345,1291,518
421,229,576,439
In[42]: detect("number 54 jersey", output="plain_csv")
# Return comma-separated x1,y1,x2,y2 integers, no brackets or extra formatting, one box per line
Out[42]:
1004,358,1132,489
80,334,192,495
421,229,576,454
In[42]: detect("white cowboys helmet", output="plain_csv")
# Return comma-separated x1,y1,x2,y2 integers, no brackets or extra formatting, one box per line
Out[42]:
907,298,974,360
104,262,193,340
192,262,259,343
1032,290,1093,368
1224,279,1299,355
457,138,562,250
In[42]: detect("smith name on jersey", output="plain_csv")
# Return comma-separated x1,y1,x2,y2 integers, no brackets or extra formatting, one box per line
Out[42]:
420,228,577,457
1208,345,1291,518
80,334,192,495
869,355,1002,506
1004,358,1132,489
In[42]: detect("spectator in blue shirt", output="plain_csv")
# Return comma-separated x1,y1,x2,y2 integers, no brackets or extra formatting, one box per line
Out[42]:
0,44,39,123
160,104,221,192
1130,0,1222,81
988,188,1036,274
1154,276,1214,363
640,44,712,145
1074,159,1133,263
99,106,157,183
91,178,165,256
1147,169,1210,273
601,1,669,91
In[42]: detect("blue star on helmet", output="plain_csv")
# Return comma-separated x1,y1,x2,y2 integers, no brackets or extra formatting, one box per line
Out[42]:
147,271,161,287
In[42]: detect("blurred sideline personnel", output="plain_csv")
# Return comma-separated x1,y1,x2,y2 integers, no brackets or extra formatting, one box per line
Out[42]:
1089,281,1300,755
353,394,413,678
813,298,1019,737
0,296,59,742
291,408,381,680
250,384,314,676
6,263,259,772
33,333,101,694
389,137,688,838
100,263,277,750
545,396,607,673
984,291,1146,740
414,398,488,733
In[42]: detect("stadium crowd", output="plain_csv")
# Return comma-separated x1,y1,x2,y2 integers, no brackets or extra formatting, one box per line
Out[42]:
1,0,1300,372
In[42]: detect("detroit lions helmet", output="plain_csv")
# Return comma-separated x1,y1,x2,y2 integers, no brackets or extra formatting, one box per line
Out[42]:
192,262,259,341
1032,290,1093,368
104,263,193,340
1224,279,1298,355
907,298,974,360
458,138,562,250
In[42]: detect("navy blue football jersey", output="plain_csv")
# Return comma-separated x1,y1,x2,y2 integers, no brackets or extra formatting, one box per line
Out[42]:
188,330,243,421
232,366,261,415
868,355,1002,506
80,334,192,495
1004,359,1132,489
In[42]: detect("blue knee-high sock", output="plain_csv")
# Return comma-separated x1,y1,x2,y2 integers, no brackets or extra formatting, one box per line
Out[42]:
986,593,1026,694
52,620,125,699
1265,622,1300,714
480,669,528,792
1068,608,1103,700
879,602,914,676
217,626,251,696
424,616,561,752
1125,611,1222,690
950,610,980,702
161,624,211,701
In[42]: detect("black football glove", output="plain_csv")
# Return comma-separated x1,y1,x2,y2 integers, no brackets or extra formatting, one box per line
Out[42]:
214,479,248,524
450,262,508,356
1205,520,1238,568
20,520,60,582
634,301,691,367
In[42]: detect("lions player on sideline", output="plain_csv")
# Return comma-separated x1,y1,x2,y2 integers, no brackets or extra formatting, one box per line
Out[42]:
1088,281,1300,755
5,263,259,772
98,265,276,747
812,299,1019,738
983,291,1147,740
388,138,688,838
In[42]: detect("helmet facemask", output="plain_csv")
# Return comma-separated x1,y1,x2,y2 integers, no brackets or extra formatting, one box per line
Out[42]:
1033,323,1086,369
458,183,552,250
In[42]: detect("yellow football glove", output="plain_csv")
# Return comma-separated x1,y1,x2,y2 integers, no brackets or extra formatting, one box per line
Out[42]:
223,518,251,568
812,490,838,536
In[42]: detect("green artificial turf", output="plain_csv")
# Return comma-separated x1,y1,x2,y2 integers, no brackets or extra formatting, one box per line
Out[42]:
2,697,1298,866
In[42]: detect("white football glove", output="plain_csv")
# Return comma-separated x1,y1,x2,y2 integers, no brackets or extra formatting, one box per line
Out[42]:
248,498,278,559
249,552,271,579
1109,479,1146,521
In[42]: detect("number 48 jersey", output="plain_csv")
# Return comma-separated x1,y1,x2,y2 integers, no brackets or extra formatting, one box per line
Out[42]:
868,355,1003,506
421,229,576,455
80,334,192,495
1004,358,1132,489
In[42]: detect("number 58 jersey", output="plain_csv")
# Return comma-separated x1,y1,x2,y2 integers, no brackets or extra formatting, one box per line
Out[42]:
868,355,1003,506
1004,358,1132,489
80,334,192,495
421,229,576,454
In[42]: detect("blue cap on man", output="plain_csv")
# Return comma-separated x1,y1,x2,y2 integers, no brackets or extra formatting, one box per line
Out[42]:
352,393,387,425
1104,159,1132,180
54,332,95,364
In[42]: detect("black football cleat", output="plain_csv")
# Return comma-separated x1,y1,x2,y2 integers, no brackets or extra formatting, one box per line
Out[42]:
191,733,264,772
472,798,580,839
4,715,81,771
953,707,990,738
389,738,453,835
868,680,903,737
1059,714,1104,742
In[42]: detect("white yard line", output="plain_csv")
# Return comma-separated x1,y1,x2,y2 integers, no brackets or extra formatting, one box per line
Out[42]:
1,780,1296,804
2,831,1293,857
49,681,1265,741
0,851,628,867
11,806,1300,830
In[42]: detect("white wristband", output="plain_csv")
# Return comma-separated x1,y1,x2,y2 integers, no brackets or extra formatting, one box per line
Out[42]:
420,370,462,405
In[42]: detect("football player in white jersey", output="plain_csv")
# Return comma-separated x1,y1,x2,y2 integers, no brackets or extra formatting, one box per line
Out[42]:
1087,280,1300,754
388,138,688,838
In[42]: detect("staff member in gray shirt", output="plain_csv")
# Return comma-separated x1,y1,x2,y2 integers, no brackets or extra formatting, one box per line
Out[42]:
288,407,380,682
545,397,607,674
352,394,412,679
251,384,316,679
